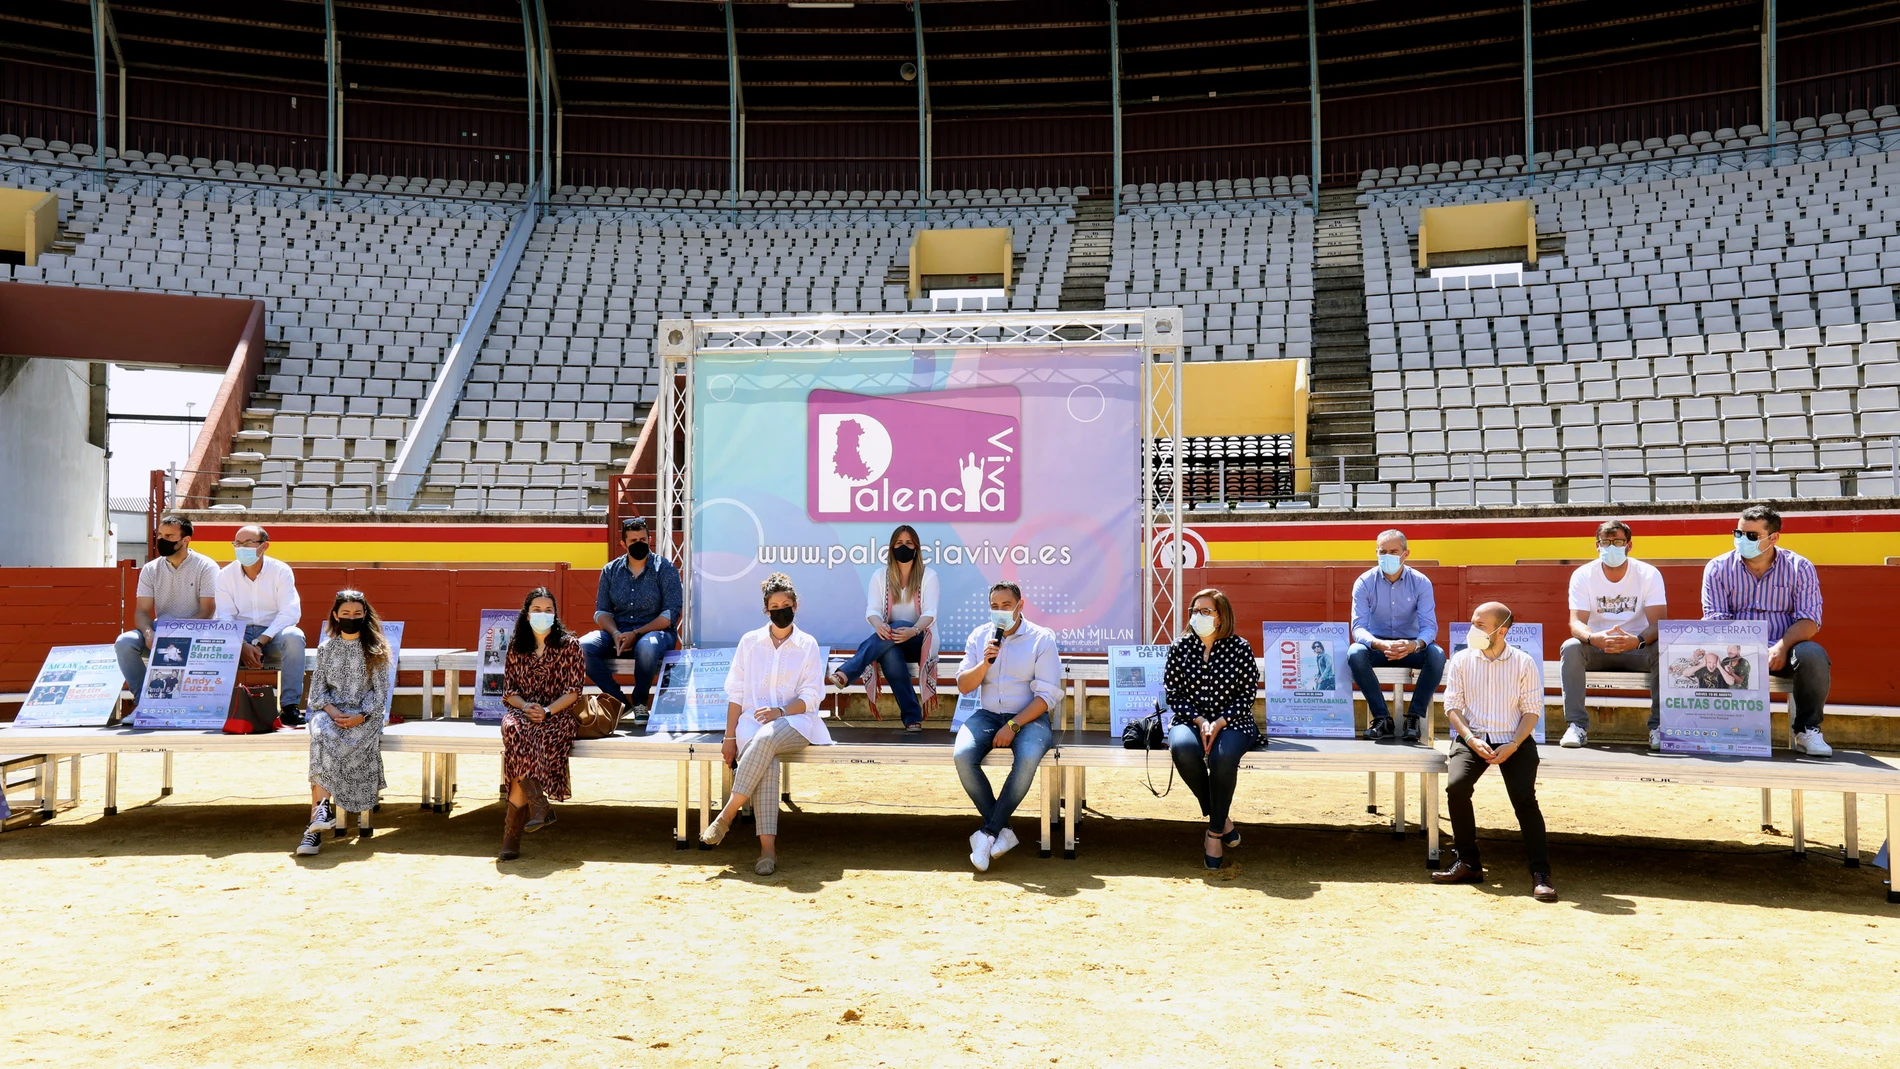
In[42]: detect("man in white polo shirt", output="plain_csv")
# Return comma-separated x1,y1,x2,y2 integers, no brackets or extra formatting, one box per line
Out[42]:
214,524,307,726
1559,519,1668,750
114,515,219,722
1431,601,1556,903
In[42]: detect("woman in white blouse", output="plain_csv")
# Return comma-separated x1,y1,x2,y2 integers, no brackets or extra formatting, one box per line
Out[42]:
701,572,832,875
827,525,940,730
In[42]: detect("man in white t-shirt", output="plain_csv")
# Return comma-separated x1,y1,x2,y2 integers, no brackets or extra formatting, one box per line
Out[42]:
1559,519,1668,750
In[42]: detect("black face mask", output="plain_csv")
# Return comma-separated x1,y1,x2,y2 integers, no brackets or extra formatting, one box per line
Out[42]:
890,544,917,564
628,540,651,561
769,606,796,629
154,538,181,558
335,617,366,635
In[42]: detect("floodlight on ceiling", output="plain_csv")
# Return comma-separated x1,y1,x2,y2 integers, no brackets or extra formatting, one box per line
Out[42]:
901,62,917,82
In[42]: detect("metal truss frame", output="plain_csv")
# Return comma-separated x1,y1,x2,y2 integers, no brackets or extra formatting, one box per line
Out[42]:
657,309,1186,646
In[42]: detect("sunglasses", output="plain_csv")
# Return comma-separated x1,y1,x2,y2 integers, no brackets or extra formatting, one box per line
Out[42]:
1732,529,1769,541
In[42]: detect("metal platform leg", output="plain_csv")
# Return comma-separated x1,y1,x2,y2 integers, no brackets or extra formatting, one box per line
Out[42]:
421,668,435,718
39,755,57,819
1425,772,1441,867
674,761,690,849
1038,771,1053,858
1791,789,1806,858
444,753,458,811
419,753,435,809
1077,767,1087,811
1760,787,1772,831
1418,771,1429,838
104,752,119,816
432,753,448,813
1843,792,1860,868
1062,766,1078,860
697,761,712,850
780,762,791,804
1392,771,1407,840
1367,771,1378,814
67,755,79,806
1888,795,1899,903
161,750,174,796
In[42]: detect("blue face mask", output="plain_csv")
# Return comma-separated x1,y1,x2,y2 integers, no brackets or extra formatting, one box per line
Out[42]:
528,612,555,634
1377,553,1403,576
1735,534,1764,560
234,546,260,567
990,608,1017,631
1598,544,1628,568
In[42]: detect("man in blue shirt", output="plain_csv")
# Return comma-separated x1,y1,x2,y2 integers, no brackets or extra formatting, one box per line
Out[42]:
1347,529,1445,744
581,517,683,724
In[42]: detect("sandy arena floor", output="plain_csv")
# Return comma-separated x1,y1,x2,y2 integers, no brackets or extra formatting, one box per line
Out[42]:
3,746,1896,1069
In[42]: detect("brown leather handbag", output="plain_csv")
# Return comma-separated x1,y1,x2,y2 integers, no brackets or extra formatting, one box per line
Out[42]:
572,693,623,739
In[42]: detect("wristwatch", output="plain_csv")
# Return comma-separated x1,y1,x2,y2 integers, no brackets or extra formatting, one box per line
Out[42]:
1001,718,1019,732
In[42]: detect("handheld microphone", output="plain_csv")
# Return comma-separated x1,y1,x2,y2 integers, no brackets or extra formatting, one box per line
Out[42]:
988,627,1005,663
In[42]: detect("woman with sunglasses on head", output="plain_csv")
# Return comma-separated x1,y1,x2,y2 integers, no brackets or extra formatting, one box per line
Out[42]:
1165,588,1262,870
828,525,940,731
296,590,393,857
498,587,587,861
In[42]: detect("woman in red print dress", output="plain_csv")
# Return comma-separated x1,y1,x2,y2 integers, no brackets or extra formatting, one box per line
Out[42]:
497,586,586,861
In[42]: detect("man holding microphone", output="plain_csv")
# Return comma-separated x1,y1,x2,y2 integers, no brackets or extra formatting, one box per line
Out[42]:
952,582,1062,872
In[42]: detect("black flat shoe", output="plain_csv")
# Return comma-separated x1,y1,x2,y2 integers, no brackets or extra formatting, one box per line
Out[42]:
1401,717,1422,744
1366,717,1395,742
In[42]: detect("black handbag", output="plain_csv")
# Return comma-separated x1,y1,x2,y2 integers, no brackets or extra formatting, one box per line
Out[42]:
1122,700,1174,797
1121,700,1168,749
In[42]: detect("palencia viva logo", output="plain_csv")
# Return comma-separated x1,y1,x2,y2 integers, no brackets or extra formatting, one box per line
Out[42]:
807,386,1021,522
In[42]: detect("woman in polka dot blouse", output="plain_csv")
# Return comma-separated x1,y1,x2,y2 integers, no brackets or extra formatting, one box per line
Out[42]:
1165,587,1263,870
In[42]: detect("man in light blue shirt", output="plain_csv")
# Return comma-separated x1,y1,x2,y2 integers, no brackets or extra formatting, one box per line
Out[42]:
1347,529,1445,744
953,581,1063,872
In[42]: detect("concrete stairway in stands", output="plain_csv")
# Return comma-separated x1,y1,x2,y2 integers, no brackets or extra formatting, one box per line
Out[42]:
1308,187,1376,485
1059,196,1114,310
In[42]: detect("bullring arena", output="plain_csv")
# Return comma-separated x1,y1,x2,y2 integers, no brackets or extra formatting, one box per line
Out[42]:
2,3,1898,1067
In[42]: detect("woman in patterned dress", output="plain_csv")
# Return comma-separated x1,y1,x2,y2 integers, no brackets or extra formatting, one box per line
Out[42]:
498,586,586,861
296,590,392,858
1165,587,1263,871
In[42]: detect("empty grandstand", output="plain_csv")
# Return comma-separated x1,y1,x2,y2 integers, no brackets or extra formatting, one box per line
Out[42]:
0,0,1895,526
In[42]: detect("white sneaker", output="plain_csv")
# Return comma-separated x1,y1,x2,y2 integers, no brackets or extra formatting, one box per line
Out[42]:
295,828,321,857
1649,729,1662,752
1792,729,1833,758
1559,724,1587,748
990,827,1020,860
308,798,336,831
968,830,994,872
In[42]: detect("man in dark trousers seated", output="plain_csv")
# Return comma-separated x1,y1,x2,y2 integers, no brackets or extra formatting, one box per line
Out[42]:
1431,601,1557,903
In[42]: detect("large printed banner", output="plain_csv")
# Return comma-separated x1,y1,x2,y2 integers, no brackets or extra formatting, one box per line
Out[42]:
1107,644,1170,735
131,619,245,729
1261,623,1353,738
1448,622,1547,744
649,647,737,733
15,645,124,727
690,347,1143,652
1657,619,1770,756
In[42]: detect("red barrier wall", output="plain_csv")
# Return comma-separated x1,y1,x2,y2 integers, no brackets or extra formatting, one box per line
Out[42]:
2,563,1895,706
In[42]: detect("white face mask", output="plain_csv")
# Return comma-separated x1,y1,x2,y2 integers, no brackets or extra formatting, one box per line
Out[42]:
1189,613,1217,638
1468,623,1506,653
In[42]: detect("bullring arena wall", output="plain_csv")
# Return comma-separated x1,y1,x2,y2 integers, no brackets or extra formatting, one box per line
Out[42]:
4,509,1895,712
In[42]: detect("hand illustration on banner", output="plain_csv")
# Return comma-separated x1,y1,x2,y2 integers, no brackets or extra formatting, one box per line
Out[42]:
958,452,984,512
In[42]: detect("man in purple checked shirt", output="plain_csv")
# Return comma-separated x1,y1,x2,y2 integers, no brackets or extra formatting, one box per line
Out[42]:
1701,503,1832,758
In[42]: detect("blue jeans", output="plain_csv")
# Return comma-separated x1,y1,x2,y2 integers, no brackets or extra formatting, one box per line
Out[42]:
1346,641,1445,721
953,710,1054,837
581,628,676,707
836,629,925,724
1167,722,1254,831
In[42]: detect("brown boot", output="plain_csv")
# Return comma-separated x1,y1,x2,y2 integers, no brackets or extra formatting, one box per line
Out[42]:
498,802,528,861
524,778,554,832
